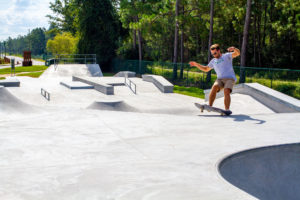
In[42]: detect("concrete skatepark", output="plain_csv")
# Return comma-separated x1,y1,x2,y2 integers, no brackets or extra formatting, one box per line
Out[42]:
0,63,300,199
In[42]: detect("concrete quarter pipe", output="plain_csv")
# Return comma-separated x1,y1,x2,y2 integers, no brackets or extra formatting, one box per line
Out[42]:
219,143,300,200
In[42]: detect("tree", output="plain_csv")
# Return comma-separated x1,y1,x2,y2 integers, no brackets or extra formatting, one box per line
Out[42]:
47,0,79,35
240,0,252,83
75,0,120,72
29,28,47,55
173,0,180,80
206,0,214,83
46,32,78,55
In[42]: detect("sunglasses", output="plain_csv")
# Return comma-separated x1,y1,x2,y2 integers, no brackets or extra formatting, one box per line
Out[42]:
210,47,219,50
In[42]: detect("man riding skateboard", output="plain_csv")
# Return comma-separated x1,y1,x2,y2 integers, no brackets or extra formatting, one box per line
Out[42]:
189,44,240,111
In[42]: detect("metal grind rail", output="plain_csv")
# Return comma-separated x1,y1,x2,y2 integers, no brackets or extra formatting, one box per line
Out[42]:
41,88,50,101
124,77,137,94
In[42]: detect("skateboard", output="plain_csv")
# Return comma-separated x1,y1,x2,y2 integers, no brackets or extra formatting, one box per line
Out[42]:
194,103,232,116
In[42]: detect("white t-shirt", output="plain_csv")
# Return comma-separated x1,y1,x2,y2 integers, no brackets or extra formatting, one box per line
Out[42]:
208,53,236,81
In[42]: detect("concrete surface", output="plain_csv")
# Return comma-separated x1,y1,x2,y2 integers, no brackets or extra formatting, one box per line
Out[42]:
60,81,94,90
41,64,103,78
142,74,174,93
0,76,20,87
219,143,300,200
114,71,136,77
0,64,299,200
73,76,115,95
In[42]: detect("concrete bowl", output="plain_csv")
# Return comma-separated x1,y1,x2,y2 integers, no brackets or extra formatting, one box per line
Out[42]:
219,143,300,200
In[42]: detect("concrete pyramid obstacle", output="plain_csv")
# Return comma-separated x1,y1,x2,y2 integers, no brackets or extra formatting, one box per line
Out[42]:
40,64,103,78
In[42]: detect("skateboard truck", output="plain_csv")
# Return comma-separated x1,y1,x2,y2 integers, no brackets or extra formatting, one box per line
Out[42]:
195,103,232,116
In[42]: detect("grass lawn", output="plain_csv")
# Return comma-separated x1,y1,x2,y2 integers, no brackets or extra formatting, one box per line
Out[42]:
0,65,48,75
0,77,5,80
17,71,44,78
103,72,115,76
173,85,205,99
147,65,300,100
33,58,45,62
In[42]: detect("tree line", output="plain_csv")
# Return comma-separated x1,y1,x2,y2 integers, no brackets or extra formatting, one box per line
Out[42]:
1,0,299,72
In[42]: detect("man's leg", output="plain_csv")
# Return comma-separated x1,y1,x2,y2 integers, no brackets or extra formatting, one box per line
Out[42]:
224,88,231,110
209,84,220,107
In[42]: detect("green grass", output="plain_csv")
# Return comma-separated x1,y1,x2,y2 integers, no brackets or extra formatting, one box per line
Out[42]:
103,72,115,76
173,85,205,99
0,65,48,74
16,71,44,78
0,77,5,80
33,58,45,62
146,65,300,100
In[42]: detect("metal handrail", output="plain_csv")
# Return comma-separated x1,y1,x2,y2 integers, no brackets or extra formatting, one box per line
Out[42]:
41,88,50,101
51,54,97,66
124,77,137,94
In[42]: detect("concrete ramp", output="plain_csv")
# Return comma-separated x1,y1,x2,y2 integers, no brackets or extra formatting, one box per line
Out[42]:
0,86,36,113
40,64,103,78
219,143,300,200
87,100,139,112
205,83,300,113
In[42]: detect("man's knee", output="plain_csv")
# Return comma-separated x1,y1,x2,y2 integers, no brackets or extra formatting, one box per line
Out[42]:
224,88,231,95
212,85,220,93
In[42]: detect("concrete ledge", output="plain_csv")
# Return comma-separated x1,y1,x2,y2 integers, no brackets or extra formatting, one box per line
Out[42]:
205,83,300,113
114,71,136,77
60,81,94,90
72,76,114,95
0,77,20,87
142,75,173,93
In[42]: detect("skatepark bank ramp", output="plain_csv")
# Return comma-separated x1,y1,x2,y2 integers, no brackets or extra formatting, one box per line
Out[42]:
219,143,300,200
40,64,103,78
0,86,37,113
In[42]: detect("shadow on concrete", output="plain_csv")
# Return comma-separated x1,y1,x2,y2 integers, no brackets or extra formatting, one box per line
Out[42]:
198,114,266,124
219,143,300,200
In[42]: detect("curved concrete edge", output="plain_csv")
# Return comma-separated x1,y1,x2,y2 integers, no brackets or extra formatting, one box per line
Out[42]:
142,75,173,93
204,83,300,113
87,100,140,112
218,143,300,200
0,85,38,112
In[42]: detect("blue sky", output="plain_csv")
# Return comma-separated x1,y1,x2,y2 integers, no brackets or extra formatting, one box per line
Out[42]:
0,0,53,41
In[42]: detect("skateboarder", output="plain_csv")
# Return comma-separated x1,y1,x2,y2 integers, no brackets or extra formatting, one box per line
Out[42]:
189,44,240,111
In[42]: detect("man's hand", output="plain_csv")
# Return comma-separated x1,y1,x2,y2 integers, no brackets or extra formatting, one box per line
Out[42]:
189,61,198,67
227,46,240,58
227,46,235,52
188,61,211,72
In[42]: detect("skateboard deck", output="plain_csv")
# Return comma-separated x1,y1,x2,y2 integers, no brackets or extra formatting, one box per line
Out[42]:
194,103,232,116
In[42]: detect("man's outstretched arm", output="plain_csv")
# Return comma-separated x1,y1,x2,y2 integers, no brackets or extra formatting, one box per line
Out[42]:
189,61,212,72
227,47,240,58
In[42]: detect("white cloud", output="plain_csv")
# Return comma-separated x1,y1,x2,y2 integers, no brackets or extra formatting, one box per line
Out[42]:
0,0,54,41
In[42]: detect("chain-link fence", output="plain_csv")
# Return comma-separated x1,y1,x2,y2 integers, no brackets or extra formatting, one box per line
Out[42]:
112,59,300,99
